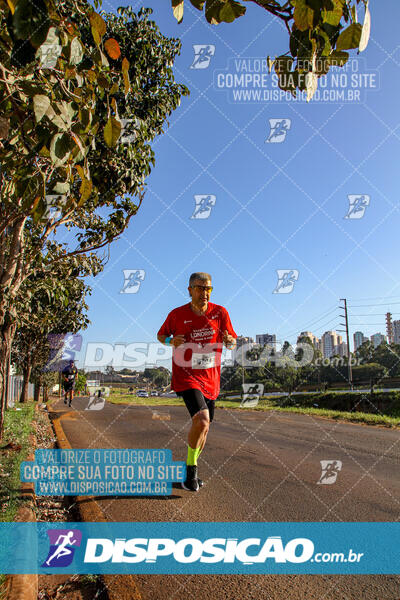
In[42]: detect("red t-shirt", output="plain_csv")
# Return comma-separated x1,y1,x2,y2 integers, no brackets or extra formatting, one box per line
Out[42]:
158,302,237,400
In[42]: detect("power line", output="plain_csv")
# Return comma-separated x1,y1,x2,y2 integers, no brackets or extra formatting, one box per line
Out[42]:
347,295,400,301
349,313,400,317
349,301,400,308
279,306,339,339
280,315,340,341
276,301,398,342
346,323,388,327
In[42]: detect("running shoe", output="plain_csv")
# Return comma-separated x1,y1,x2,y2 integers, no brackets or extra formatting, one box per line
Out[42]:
182,465,200,492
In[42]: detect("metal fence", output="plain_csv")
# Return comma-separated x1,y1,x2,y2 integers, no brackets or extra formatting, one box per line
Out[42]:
6,375,34,407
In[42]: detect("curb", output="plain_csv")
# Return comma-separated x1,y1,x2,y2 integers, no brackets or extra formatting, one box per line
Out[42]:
51,409,143,600
4,504,38,600
4,406,39,600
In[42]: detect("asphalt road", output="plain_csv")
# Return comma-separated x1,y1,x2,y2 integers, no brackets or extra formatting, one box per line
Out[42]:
52,397,400,600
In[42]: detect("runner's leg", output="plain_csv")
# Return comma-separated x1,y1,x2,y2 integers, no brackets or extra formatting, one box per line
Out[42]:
188,409,209,453
180,390,213,491
196,399,214,453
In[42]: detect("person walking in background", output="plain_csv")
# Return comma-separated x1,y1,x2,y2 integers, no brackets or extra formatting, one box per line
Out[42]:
62,359,78,407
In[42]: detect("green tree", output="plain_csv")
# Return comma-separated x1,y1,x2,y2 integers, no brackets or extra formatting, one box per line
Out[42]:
297,335,313,346
0,0,188,429
273,365,302,397
243,344,263,365
75,371,87,394
220,365,247,391
220,365,237,391
148,367,171,389
371,343,400,377
352,363,386,386
295,336,315,364
355,340,374,364
118,368,136,375
11,258,90,408
172,0,371,98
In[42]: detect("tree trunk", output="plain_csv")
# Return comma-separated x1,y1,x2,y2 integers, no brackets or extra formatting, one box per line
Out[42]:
34,377,42,403
0,316,16,441
19,361,32,403
0,217,28,439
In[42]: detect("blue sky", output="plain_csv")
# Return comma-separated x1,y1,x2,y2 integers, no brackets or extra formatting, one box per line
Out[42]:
72,0,400,369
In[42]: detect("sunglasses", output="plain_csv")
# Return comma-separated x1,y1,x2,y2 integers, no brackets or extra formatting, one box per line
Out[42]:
191,285,213,292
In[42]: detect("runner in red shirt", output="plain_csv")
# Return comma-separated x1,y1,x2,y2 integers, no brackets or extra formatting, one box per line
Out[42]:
157,272,237,492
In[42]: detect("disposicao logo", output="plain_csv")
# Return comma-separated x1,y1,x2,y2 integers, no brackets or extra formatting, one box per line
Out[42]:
83,536,314,564
42,529,82,567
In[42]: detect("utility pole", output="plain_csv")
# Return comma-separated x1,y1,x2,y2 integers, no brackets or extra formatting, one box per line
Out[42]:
242,343,244,388
339,299,353,390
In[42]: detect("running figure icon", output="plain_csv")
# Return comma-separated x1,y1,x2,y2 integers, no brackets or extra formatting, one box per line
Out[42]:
190,45,215,69
317,460,342,485
273,270,299,294
344,195,370,219
45,531,77,566
266,119,291,143
120,269,145,293
191,195,216,219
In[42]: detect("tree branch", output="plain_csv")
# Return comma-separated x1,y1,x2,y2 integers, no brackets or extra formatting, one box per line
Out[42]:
46,193,145,266
246,0,293,22
39,206,77,242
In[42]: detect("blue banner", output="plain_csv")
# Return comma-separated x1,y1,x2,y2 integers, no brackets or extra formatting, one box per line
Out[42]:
20,449,185,496
0,522,399,574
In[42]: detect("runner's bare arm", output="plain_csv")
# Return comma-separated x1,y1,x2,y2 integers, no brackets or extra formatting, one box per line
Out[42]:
157,334,186,347
223,330,236,349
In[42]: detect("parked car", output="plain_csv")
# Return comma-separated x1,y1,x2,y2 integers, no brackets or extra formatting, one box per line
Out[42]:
136,390,149,398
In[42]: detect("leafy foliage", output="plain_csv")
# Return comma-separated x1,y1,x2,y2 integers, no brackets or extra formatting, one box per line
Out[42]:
75,371,87,393
11,255,92,389
172,0,371,99
0,0,188,325
0,0,188,437
356,341,400,376
220,337,400,396
1,1,188,227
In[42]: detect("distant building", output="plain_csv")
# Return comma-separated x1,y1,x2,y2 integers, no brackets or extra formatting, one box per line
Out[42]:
334,342,348,357
371,333,387,348
353,331,367,352
321,331,342,358
393,320,400,345
234,336,254,365
256,333,276,346
297,331,320,350
236,336,254,347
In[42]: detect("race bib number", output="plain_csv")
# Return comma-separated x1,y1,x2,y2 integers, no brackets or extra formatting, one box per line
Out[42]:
192,352,216,370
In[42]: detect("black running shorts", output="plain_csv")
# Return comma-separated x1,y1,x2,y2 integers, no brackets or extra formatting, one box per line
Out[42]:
63,381,75,392
178,389,215,422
